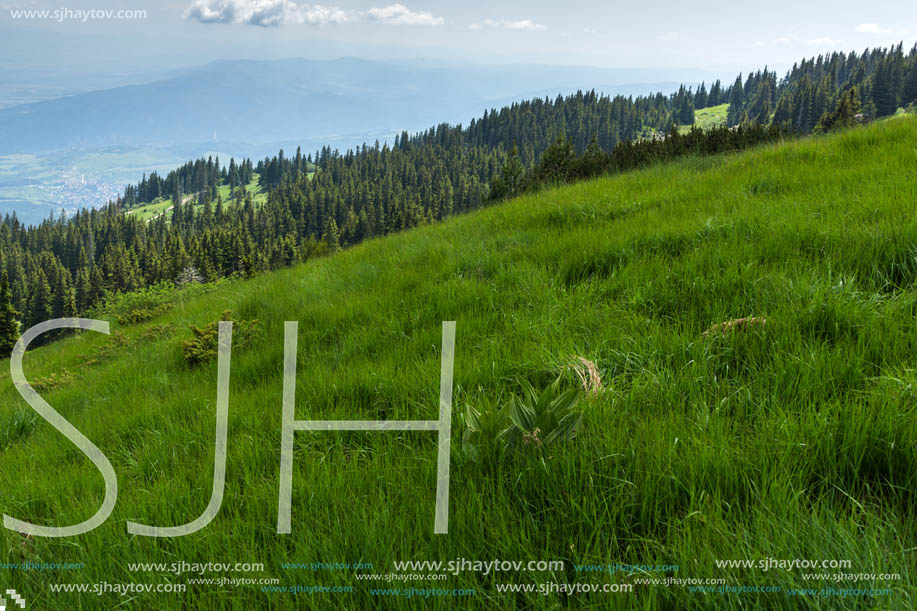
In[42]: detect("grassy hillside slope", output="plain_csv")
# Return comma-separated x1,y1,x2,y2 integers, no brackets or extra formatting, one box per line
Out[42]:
679,103,729,133
1,117,916,610
125,174,268,222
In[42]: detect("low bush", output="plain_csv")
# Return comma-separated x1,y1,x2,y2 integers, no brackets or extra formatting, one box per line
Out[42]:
182,310,259,365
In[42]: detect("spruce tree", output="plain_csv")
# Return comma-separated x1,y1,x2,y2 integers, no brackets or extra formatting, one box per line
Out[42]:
490,145,526,200
322,216,341,251
678,88,695,125
815,87,861,132
694,82,709,109
771,95,794,126
727,75,745,126
28,268,52,327
754,99,773,125
903,61,917,106
871,63,897,116
0,271,21,356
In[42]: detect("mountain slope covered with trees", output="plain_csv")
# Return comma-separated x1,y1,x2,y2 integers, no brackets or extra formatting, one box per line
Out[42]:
0,44,915,347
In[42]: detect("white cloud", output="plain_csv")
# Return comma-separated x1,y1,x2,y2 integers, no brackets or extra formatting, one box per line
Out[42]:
502,19,547,31
855,23,911,40
856,23,889,34
367,3,443,26
184,0,315,26
184,0,443,27
469,18,547,32
300,4,352,25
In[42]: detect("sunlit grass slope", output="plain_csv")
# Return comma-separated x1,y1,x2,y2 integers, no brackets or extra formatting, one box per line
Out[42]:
126,174,267,221
1,116,916,610
679,103,729,133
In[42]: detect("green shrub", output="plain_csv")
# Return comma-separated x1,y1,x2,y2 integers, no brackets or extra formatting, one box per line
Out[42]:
116,302,173,325
139,323,176,341
30,369,74,392
90,280,222,326
91,281,175,322
182,310,259,366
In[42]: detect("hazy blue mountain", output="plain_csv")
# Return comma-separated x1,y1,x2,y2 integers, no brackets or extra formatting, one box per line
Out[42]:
0,56,724,224
0,57,717,155
0,28,195,109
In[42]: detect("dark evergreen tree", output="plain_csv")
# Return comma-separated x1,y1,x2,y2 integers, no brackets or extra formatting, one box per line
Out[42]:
694,82,709,109
903,60,917,105
28,268,53,327
815,86,862,132
727,75,745,125
708,80,723,106
322,216,341,251
0,270,20,356
871,61,897,116
490,145,527,200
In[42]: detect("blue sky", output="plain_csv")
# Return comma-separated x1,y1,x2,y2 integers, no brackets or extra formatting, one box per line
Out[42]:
2,0,915,72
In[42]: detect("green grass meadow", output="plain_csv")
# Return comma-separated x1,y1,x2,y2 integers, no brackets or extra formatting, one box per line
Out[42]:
679,103,729,134
1,117,916,609
126,174,268,221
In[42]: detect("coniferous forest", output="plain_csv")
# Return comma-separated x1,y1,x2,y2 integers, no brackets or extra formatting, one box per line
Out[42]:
1,43,916,349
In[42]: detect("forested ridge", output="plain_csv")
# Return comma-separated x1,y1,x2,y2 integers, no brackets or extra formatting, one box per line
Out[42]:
121,157,255,209
0,43,915,352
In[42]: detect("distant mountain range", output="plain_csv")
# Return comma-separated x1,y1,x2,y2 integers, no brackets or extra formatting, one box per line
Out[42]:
0,56,725,224
0,57,721,155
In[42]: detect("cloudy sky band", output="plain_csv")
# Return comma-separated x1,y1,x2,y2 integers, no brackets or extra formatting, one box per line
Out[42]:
183,0,553,29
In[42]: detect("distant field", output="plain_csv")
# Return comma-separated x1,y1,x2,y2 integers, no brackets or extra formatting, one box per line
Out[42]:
0,146,260,225
125,199,174,222
215,174,268,206
679,103,729,134
125,174,268,222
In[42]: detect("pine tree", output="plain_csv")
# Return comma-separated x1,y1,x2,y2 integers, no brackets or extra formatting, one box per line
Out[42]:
677,87,695,125
815,86,861,132
771,95,794,126
490,145,526,200
534,135,577,185
577,136,606,179
75,267,91,312
694,82,709,109
727,75,745,126
871,63,897,116
903,61,917,106
28,268,53,327
754,99,773,125
322,216,341,251
0,271,21,356
709,80,723,105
